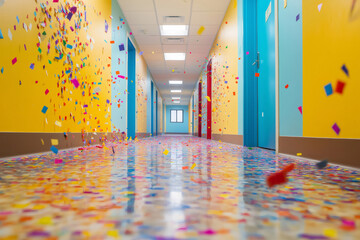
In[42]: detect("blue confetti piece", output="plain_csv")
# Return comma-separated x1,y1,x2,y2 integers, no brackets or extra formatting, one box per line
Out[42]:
16,16,20,24
30,63,35,70
119,44,125,51
324,83,333,96
0,29,3,39
1,67,3,74
41,106,48,114
67,12,73,21
50,146,58,154
66,44,73,49
341,64,349,77
105,20,109,33
139,51,144,56
296,14,300,21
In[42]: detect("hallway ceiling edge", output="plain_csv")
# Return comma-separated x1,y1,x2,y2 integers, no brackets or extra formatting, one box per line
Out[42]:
117,0,231,105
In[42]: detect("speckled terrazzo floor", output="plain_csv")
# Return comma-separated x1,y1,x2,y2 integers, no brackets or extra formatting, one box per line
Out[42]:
0,136,359,239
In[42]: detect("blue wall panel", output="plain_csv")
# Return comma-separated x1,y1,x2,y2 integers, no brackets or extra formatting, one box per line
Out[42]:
111,0,130,133
166,105,189,133
279,0,303,137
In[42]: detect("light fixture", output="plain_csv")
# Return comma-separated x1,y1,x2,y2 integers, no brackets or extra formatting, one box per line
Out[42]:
169,80,183,85
160,25,189,36
171,90,182,93
173,101,180,104
172,97,181,100
164,53,186,61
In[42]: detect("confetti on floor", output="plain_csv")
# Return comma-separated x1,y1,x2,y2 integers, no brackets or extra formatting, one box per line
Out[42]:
0,136,359,239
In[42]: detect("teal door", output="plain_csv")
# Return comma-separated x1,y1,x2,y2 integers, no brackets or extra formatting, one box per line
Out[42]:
127,39,136,140
257,0,276,149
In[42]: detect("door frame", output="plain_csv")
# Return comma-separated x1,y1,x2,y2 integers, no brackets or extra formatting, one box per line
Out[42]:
206,60,212,140
243,0,279,152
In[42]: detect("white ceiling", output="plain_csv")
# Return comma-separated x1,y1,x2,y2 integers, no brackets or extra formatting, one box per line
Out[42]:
117,0,231,105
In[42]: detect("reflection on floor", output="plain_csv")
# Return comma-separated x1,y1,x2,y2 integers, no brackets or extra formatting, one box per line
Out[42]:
0,136,359,239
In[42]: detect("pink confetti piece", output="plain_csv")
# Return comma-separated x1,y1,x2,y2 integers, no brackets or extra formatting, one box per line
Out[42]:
332,123,340,135
71,79,80,88
12,57,17,65
54,159,63,164
298,106,302,114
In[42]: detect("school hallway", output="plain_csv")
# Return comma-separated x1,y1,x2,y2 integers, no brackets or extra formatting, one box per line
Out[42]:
1,0,360,239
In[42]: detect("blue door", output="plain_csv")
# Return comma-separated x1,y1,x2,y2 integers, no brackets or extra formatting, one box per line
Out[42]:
151,81,154,136
155,90,158,136
127,39,136,140
257,0,275,149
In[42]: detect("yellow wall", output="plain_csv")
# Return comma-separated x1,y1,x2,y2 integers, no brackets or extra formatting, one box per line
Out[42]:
198,0,239,135
136,54,148,133
303,0,360,138
0,0,112,133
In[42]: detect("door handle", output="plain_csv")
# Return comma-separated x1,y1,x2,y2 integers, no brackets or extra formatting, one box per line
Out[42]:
252,52,260,69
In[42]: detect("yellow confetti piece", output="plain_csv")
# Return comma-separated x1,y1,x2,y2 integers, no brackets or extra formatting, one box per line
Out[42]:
197,26,205,35
163,149,169,155
55,121,62,127
297,153,302,156
38,216,53,225
83,231,90,237
51,139,59,146
324,229,337,238
199,114,202,117
205,96,211,102
208,210,223,215
107,230,119,238
191,163,196,170
12,203,30,209
41,138,44,145
32,204,46,210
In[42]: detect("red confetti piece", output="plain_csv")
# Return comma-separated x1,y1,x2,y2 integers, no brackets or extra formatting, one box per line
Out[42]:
335,80,345,94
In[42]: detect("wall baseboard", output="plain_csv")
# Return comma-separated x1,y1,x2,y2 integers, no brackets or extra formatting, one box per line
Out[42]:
0,132,126,158
279,136,360,168
212,134,243,146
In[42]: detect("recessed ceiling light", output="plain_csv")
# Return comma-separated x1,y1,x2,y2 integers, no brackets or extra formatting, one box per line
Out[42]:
169,80,183,85
172,97,181,100
164,53,186,61
171,90,182,93
173,101,180,104
160,25,189,36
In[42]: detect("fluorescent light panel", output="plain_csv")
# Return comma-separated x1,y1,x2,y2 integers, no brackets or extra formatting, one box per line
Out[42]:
169,80,183,85
164,53,186,61
172,97,181,100
173,101,180,104
171,90,182,93
160,25,189,36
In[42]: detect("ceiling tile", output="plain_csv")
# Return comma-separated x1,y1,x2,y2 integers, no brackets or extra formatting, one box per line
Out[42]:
117,0,155,12
124,12,158,25
192,0,231,12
